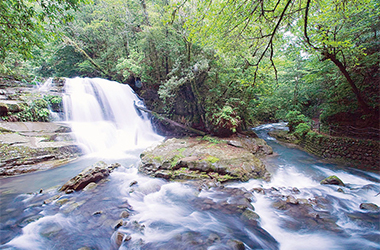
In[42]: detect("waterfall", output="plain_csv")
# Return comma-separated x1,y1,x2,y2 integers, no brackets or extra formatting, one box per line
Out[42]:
63,77,162,156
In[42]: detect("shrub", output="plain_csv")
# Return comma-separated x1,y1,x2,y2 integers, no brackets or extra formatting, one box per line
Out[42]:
285,110,309,133
16,95,62,122
211,105,241,136
294,123,311,138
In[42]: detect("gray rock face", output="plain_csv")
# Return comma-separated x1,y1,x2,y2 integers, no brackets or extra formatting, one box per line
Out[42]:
0,122,82,176
139,136,271,183
59,161,120,193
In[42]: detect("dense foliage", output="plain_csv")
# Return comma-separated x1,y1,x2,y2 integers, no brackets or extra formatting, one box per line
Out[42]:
1,0,379,136
0,0,86,77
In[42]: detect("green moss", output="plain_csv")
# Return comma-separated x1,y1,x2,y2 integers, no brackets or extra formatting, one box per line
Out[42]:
153,156,163,162
218,174,235,182
199,135,221,144
170,153,185,167
177,147,186,153
204,156,220,163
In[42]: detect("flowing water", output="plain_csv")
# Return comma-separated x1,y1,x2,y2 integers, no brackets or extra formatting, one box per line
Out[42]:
0,78,379,249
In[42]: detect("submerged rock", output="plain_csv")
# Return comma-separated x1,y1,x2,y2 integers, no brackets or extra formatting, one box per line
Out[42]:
360,203,380,212
139,137,271,182
59,161,120,193
320,175,345,186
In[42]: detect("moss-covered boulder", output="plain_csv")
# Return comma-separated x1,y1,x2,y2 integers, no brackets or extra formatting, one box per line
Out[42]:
139,136,271,182
320,175,345,186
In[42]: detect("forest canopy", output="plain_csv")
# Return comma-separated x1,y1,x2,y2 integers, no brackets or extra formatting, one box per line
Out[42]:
1,0,379,136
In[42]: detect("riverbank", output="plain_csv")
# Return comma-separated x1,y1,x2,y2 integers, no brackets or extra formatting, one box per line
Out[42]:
0,122,83,176
268,129,379,172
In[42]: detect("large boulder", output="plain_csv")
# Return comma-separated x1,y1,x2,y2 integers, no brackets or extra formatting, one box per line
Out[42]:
59,161,120,193
139,136,271,182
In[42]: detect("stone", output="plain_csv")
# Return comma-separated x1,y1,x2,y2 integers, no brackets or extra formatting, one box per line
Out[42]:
120,211,130,218
207,233,221,244
19,214,44,227
286,195,299,205
43,195,61,204
227,239,245,250
320,175,345,186
115,232,125,247
0,122,82,176
240,209,260,225
56,198,69,206
59,161,120,192
92,211,103,216
129,180,138,187
292,187,300,194
139,137,270,183
337,188,344,193
83,182,97,191
360,203,380,212
113,219,124,229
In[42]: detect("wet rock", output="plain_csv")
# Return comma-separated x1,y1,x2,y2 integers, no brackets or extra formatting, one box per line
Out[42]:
19,214,44,227
83,182,97,191
251,187,266,194
65,189,74,194
337,188,344,193
92,211,103,216
207,233,221,244
292,187,300,194
63,200,86,214
56,198,69,206
129,180,138,187
139,137,271,183
320,175,345,186
43,195,61,204
272,200,287,210
286,195,299,205
360,203,380,212
59,161,120,192
0,122,83,176
40,223,62,237
113,219,124,229
120,211,130,218
227,239,245,250
114,231,131,247
240,209,260,225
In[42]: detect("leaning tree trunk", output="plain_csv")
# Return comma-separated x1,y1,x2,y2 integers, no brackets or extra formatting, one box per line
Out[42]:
323,51,372,114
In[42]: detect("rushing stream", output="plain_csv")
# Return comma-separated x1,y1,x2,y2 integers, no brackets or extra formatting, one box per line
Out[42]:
0,78,379,250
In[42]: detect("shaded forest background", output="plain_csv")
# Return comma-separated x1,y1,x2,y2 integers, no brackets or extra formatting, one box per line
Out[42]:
1,0,379,137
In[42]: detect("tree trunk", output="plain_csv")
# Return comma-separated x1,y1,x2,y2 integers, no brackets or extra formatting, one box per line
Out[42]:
323,51,372,114
140,0,150,26
135,105,206,136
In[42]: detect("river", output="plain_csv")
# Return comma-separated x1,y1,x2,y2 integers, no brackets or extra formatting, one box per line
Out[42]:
0,78,379,249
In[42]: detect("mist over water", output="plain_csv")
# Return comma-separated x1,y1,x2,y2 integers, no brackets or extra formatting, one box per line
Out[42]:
1,79,379,250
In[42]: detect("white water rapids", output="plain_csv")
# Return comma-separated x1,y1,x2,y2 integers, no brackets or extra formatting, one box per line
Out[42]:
0,78,379,250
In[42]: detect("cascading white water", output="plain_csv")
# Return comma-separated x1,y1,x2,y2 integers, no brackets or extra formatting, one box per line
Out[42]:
63,77,162,156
